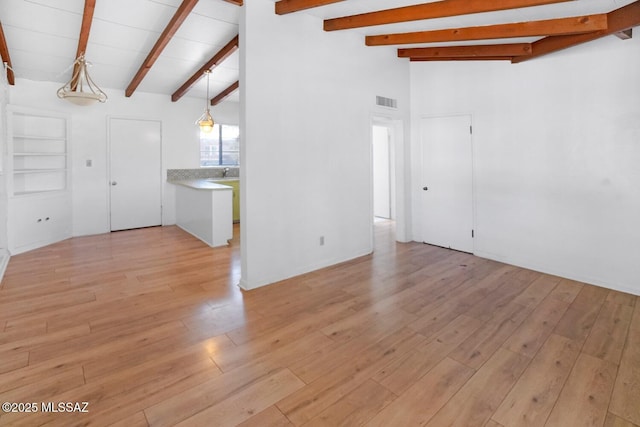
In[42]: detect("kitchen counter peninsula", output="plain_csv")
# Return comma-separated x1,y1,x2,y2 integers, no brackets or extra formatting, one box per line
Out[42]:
170,179,232,247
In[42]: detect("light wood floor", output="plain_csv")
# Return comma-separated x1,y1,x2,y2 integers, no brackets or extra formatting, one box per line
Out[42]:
0,221,638,427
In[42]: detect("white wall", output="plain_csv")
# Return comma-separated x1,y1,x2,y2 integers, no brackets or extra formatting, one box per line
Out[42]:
239,1,410,290
8,79,239,236
411,35,640,295
0,75,8,278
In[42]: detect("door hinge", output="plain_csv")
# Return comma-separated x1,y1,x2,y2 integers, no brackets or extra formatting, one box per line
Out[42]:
470,125,473,135
472,229,474,238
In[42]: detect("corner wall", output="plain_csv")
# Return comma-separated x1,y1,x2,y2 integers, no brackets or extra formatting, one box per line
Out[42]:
410,35,640,295
0,75,8,280
239,1,410,289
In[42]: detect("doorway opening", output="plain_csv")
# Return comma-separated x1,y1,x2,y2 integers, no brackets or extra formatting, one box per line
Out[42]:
372,125,392,220
371,118,403,244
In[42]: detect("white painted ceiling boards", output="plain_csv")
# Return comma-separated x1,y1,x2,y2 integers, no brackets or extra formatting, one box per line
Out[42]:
0,0,240,101
0,0,637,102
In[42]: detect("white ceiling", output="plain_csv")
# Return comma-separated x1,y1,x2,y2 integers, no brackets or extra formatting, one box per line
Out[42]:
0,0,240,102
0,0,635,103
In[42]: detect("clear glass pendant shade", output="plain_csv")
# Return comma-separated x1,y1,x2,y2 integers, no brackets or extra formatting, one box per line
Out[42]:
196,70,214,133
197,110,214,133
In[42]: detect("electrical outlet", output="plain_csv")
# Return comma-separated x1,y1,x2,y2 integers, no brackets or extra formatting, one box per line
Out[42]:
319,236,325,246
86,159,92,167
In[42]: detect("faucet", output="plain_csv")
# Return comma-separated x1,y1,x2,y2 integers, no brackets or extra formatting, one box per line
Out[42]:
222,167,230,178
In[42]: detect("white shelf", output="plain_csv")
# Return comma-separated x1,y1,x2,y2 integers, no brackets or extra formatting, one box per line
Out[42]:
8,106,70,197
13,168,67,174
14,153,66,158
13,189,66,197
13,135,66,141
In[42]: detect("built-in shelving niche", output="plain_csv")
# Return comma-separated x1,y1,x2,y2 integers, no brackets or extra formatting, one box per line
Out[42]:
6,106,72,254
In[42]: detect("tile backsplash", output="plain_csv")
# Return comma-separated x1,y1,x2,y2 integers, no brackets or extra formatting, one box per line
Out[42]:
167,167,239,181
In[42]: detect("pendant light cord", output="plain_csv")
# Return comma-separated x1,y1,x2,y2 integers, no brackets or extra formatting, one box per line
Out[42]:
205,70,210,111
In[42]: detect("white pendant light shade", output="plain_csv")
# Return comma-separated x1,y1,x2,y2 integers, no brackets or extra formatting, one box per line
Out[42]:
196,70,214,133
57,54,107,106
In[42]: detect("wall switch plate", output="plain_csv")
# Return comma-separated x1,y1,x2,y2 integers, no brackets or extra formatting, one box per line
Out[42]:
86,159,92,167
320,236,325,246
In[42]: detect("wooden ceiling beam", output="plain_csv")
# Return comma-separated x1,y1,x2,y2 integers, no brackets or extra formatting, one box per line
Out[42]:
0,21,15,85
325,0,573,31
366,14,608,46
606,0,640,33
171,34,239,102
512,31,606,64
276,0,344,15
210,80,239,106
399,43,532,59
71,0,96,90
74,0,95,60
411,56,514,61
126,0,199,97
512,0,640,63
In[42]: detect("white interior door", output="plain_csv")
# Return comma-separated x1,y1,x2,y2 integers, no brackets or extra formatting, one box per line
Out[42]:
420,115,473,252
109,118,162,231
372,125,391,219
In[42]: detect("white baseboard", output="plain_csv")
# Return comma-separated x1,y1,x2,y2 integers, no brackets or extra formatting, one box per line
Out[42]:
0,249,10,284
473,249,640,297
238,247,373,291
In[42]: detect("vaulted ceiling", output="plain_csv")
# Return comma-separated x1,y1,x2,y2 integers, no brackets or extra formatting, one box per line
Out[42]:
0,0,241,103
0,0,638,104
286,0,639,62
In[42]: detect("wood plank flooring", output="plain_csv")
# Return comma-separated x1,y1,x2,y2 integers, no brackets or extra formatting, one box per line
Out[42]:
0,221,638,427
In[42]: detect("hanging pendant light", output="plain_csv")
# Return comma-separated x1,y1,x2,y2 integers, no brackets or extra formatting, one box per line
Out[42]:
57,54,107,106
196,70,214,133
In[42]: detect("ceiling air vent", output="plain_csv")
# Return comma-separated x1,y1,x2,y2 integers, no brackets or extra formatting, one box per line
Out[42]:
376,95,398,109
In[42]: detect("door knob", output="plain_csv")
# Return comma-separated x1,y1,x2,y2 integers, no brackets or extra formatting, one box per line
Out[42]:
423,186,428,191
111,181,118,186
